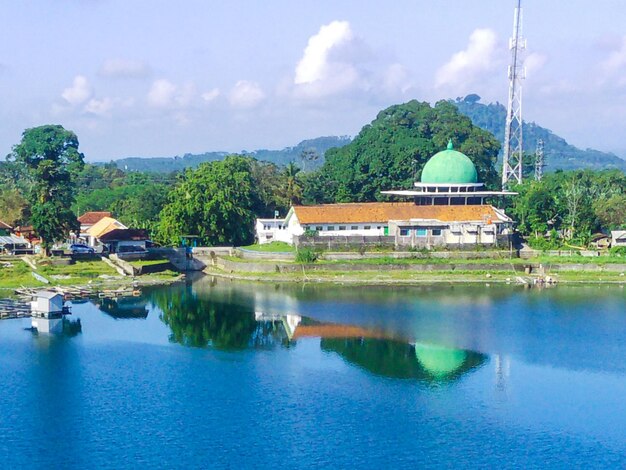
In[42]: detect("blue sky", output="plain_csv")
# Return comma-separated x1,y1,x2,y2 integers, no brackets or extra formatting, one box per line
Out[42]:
1,0,626,161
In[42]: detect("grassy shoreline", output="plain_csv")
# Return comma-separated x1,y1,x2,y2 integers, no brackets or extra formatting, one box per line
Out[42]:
0,259,182,293
205,266,626,286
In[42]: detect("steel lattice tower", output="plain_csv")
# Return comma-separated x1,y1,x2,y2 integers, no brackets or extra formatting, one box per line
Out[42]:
534,139,544,181
502,0,526,188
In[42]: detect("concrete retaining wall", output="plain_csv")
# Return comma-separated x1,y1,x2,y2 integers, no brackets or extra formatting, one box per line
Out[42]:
213,257,626,275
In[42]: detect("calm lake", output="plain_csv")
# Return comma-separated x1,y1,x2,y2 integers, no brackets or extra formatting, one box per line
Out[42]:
1,278,625,468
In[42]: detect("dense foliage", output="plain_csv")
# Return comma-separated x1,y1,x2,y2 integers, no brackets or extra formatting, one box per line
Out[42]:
8,125,84,251
74,165,172,234
507,170,626,247
453,95,626,172
157,156,261,246
312,100,501,202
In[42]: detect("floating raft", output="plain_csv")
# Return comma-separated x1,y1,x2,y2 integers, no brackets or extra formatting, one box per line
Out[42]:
14,285,138,302
0,299,31,320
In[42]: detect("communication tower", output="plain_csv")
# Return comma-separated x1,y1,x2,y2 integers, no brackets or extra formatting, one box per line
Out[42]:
502,0,526,188
534,139,544,181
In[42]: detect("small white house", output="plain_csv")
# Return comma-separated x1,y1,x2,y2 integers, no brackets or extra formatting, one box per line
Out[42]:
31,291,66,333
30,291,65,317
612,231,626,247
255,218,291,244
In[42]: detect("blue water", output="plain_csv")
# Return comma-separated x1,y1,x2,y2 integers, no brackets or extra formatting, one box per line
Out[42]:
1,279,625,468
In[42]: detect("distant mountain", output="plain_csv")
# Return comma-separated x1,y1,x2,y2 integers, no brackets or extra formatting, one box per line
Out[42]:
101,136,352,173
452,95,626,172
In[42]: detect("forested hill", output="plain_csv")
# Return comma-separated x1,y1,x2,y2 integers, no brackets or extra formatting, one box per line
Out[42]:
100,136,351,173
452,95,626,172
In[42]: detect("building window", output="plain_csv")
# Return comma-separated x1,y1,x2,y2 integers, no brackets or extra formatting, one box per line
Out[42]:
377,226,381,230
364,226,371,230
351,225,358,230
315,226,323,231
327,226,334,231
339,226,346,231
399,228,410,237
416,228,427,237
432,229,442,236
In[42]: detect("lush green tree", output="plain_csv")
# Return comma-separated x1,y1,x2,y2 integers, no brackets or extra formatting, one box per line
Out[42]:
279,161,303,205
509,181,560,237
8,125,84,252
156,155,258,246
594,194,626,230
0,189,29,226
316,100,500,203
507,169,625,246
249,160,289,217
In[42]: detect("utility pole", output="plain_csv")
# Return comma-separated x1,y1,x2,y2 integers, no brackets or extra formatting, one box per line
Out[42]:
534,139,544,181
502,0,526,188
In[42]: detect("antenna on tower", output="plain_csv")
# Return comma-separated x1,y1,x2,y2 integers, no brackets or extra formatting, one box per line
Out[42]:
502,0,526,188
534,139,544,181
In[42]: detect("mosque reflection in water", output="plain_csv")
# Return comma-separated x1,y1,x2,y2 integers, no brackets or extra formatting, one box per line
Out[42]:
140,280,488,384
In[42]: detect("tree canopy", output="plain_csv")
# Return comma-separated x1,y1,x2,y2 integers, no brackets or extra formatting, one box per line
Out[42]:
156,155,260,246
313,100,500,203
8,125,84,251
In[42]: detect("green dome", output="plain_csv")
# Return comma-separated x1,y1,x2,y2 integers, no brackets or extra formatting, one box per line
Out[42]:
420,140,478,184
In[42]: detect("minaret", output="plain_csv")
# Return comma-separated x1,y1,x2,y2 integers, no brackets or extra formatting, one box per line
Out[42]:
502,0,526,188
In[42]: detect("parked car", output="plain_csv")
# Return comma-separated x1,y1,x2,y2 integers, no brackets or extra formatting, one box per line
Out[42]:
70,244,95,254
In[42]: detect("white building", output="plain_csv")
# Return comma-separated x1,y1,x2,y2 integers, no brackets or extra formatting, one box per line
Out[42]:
254,140,515,248
612,231,626,247
255,218,291,244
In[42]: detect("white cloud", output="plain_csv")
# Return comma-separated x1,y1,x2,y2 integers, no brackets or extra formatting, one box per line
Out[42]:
84,97,114,116
295,20,354,85
147,79,177,107
147,79,199,108
382,63,412,94
435,28,499,89
291,20,414,100
525,52,547,76
293,20,363,98
229,80,265,108
62,75,93,105
99,58,151,79
602,36,626,72
202,88,220,102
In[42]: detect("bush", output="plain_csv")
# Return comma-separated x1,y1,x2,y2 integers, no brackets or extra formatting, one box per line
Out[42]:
528,235,560,251
295,247,318,263
610,246,626,256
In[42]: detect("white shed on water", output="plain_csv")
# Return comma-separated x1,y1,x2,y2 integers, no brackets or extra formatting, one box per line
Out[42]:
30,291,65,317
30,291,66,334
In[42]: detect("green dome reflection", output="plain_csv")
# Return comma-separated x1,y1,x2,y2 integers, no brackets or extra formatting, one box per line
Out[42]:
414,343,468,378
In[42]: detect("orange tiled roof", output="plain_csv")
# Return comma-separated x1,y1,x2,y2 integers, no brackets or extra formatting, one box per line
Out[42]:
78,211,112,225
292,203,500,224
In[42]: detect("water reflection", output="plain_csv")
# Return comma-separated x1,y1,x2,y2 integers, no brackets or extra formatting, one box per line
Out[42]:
97,297,149,319
322,339,486,383
144,280,487,382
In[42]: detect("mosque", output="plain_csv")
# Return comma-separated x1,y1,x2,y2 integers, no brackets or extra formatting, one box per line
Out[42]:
255,140,516,249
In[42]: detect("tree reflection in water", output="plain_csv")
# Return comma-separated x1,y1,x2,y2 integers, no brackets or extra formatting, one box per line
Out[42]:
151,282,290,350
150,281,487,382
321,338,487,384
